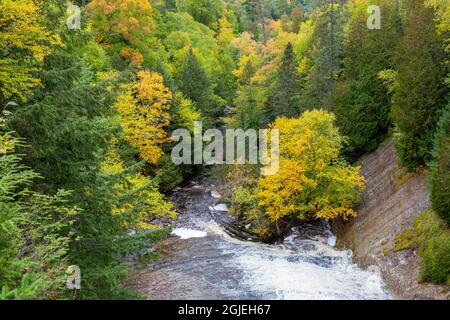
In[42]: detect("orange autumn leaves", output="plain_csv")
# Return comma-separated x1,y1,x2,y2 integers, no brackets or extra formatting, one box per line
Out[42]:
87,0,154,45
120,47,144,67
257,110,365,223
115,71,171,164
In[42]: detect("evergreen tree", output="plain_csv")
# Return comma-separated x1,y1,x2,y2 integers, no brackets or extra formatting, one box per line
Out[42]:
428,101,450,224
0,125,78,299
332,0,402,160
7,52,152,298
265,42,300,123
391,0,448,170
290,5,304,33
242,0,266,41
301,3,346,111
177,48,219,117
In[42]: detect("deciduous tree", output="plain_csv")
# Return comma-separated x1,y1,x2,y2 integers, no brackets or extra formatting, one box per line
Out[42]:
0,0,60,102
87,0,154,45
257,110,365,234
115,71,172,164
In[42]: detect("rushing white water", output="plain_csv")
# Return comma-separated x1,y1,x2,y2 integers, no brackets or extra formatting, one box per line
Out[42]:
126,178,392,300
207,221,390,300
171,228,207,239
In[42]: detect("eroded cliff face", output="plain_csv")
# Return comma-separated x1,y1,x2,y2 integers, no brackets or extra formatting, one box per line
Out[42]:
334,139,449,300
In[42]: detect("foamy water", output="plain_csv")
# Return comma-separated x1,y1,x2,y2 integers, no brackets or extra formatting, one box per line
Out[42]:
171,228,207,239
148,218,391,300
127,179,392,300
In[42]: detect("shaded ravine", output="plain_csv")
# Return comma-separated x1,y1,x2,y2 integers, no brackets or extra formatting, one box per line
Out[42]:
124,177,392,300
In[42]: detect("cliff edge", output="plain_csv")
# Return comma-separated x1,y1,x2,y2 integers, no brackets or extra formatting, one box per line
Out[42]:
333,139,449,299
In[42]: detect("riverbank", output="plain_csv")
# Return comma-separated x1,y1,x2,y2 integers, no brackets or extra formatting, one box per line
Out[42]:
333,139,449,300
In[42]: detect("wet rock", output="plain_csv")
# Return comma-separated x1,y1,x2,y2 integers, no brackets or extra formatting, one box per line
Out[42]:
209,207,260,242
210,190,222,199
211,203,228,212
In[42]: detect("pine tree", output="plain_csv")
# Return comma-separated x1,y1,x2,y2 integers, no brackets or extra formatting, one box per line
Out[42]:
0,124,78,299
177,48,218,116
301,3,346,111
332,0,402,160
242,0,266,41
265,42,300,123
428,101,450,224
391,0,448,170
7,52,139,298
290,5,304,33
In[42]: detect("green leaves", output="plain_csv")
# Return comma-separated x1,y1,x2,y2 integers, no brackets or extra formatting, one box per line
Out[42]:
332,0,402,161
428,102,450,224
0,130,79,299
0,274,44,300
391,0,448,170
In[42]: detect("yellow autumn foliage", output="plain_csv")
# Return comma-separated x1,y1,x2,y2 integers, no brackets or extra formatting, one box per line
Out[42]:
425,0,450,51
115,71,172,164
216,17,235,46
0,0,60,101
257,110,365,224
87,0,154,46
101,140,176,230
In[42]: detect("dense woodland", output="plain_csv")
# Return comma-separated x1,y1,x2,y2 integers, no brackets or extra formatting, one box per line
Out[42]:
0,0,449,299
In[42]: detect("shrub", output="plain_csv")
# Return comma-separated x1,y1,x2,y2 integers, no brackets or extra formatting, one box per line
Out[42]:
394,209,450,285
414,210,450,284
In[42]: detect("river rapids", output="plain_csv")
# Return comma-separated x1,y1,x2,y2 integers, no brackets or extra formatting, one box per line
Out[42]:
124,177,392,300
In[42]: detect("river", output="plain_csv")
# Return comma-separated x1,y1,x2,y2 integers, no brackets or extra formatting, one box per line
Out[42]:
124,176,392,300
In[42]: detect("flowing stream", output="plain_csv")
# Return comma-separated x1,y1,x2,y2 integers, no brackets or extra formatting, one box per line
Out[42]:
125,177,392,300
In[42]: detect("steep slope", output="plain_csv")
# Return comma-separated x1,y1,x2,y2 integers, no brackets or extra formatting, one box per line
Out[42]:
333,139,449,299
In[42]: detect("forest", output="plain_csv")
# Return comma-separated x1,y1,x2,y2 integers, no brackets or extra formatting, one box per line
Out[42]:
0,0,449,299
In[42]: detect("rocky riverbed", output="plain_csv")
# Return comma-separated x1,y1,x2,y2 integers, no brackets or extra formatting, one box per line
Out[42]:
124,177,391,300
